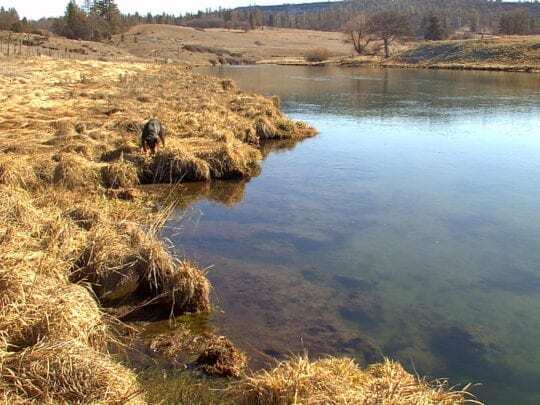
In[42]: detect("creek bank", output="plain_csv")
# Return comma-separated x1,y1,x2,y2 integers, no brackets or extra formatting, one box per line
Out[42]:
0,58,479,404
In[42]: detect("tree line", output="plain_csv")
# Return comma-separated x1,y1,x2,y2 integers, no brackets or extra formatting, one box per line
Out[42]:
51,0,123,40
175,0,539,36
0,7,33,33
344,7,537,58
0,0,538,44
0,1,125,40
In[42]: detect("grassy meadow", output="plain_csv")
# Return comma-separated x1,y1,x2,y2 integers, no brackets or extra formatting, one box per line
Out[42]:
386,35,540,72
0,57,482,403
2,26,539,73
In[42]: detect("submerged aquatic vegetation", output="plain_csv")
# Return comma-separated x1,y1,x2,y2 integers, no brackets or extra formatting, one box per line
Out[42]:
196,335,248,378
149,329,247,378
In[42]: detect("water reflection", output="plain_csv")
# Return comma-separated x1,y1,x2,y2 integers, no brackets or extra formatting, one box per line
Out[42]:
165,66,540,404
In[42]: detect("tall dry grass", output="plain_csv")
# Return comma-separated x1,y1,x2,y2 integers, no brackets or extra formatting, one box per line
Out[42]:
0,58,316,403
236,355,481,405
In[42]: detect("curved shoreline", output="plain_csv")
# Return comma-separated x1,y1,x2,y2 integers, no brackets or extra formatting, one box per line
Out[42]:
0,58,479,404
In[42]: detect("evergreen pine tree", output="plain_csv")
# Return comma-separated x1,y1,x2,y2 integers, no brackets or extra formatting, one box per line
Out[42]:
424,14,445,40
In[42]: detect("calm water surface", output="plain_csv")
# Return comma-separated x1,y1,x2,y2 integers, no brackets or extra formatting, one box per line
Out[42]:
164,66,540,404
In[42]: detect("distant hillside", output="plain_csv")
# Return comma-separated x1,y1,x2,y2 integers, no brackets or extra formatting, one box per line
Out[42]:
236,1,343,15
180,0,540,33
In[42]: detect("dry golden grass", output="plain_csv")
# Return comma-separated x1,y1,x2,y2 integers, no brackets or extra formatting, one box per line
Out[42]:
0,273,108,351
0,155,40,190
114,25,351,65
1,340,142,404
391,35,540,72
0,30,136,62
53,153,101,190
236,355,480,405
101,158,140,189
71,221,210,313
151,148,212,182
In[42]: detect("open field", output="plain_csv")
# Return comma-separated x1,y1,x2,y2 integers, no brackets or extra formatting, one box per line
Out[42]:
114,24,351,65
2,26,539,72
0,26,352,65
0,57,480,403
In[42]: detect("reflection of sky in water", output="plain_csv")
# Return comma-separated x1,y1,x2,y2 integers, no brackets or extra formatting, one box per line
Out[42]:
166,66,540,405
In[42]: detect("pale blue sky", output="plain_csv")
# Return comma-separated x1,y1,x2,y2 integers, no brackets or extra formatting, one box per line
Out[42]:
1,0,341,20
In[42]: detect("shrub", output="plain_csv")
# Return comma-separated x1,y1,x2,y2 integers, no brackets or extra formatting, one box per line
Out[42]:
305,47,332,62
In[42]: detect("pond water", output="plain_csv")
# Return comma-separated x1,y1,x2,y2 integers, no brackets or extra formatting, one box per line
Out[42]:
164,65,540,404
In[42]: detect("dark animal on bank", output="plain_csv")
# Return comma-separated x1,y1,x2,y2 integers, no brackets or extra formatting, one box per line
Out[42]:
141,119,166,155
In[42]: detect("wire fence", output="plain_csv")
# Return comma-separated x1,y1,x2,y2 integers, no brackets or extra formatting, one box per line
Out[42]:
0,35,170,64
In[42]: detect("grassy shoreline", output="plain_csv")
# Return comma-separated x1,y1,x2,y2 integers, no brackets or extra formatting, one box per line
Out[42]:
259,35,540,73
258,56,540,73
0,57,479,403
2,26,539,74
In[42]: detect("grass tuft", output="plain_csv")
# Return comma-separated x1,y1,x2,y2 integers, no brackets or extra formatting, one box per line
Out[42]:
0,340,142,404
235,355,480,405
53,153,100,190
101,159,140,189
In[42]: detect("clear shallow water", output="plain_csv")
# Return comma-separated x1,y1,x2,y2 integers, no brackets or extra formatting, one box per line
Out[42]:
164,66,540,404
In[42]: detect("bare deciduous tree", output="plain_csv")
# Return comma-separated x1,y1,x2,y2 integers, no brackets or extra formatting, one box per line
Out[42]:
343,14,375,55
368,11,412,58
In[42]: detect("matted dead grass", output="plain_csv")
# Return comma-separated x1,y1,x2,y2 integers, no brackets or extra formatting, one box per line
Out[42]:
71,221,210,313
101,158,140,189
0,272,108,351
53,153,101,190
149,330,247,378
0,340,143,404
235,355,480,405
0,155,40,190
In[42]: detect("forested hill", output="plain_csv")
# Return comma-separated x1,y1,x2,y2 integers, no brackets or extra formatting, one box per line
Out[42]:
236,1,343,16
230,0,540,33
3,0,539,44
